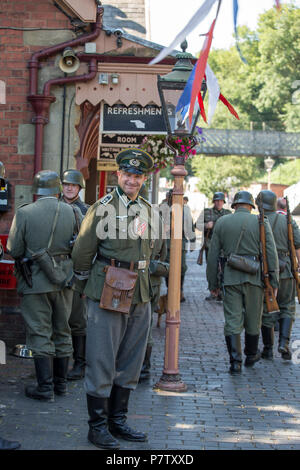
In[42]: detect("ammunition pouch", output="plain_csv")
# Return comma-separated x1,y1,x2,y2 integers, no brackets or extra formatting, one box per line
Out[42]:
149,260,169,277
227,254,260,275
30,249,71,288
278,252,289,273
100,264,138,314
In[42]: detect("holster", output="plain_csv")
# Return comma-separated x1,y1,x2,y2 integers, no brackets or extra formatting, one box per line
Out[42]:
227,254,260,275
15,258,33,288
99,262,138,314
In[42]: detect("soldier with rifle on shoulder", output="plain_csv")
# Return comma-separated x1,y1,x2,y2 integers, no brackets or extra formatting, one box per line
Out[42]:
256,190,300,361
206,191,279,375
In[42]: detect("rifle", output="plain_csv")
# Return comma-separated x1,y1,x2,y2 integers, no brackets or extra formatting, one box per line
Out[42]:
197,228,211,265
285,196,300,303
258,201,280,313
15,257,33,288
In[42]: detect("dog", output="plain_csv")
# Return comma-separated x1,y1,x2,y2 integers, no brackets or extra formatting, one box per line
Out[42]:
155,294,168,328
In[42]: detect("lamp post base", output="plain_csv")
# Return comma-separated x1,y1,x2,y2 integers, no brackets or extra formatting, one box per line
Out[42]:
154,373,187,393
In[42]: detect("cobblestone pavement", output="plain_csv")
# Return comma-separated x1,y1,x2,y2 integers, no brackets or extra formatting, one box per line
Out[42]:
1,250,300,451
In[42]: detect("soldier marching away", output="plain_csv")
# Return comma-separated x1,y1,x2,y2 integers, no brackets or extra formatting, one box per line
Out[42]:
61,169,90,381
206,191,279,375
197,192,231,301
72,148,156,450
7,170,77,401
256,190,300,361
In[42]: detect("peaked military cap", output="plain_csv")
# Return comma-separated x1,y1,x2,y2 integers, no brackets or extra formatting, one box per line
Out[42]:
116,148,153,175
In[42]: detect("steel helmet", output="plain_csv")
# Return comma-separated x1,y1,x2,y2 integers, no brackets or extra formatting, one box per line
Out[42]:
231,191,255,209
255,190,277,211
212,192,225,202
62,169,85,189
32,170,62,196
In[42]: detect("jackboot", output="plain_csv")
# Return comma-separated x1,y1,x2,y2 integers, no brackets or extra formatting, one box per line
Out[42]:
0,436,21,450
25,357,54,401
139,345,152,382
180,275,186,302
87,394,120,449
53,357,69,395
225,335,242,375
108,385,147,442
67,335,86,380
261,325,274,360
244,333,261,367
278,317,293,360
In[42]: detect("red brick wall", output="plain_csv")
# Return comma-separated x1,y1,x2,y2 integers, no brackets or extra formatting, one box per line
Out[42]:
0,1,71,326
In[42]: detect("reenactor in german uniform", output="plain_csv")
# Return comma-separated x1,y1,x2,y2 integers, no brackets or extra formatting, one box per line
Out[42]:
197,192,231,301
256,190,300,360
61,169,90,380
72,148,155,450
206,191,279,375
0,162,21,450
7,170,77,401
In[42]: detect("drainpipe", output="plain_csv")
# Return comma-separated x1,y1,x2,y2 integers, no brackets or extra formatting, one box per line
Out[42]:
27,3,103,175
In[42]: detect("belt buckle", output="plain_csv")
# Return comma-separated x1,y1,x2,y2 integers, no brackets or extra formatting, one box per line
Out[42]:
138,260,147,269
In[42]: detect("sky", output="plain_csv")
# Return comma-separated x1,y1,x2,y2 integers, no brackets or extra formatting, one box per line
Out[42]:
149,0,300,55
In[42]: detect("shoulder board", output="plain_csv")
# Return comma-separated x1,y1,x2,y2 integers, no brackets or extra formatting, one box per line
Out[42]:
139,196,152,207
99,193,113,206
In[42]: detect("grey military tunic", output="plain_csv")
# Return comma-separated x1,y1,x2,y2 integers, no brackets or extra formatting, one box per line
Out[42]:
61,195,90,336
7,197,77,357
72,187,155,397
207,207,279,336
262,210,300,327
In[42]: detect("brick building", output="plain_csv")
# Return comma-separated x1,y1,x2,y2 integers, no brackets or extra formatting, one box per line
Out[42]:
0,0,177,347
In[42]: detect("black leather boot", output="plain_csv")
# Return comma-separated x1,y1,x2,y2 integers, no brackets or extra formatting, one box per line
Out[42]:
225,335,242,375
244,333,261,367
278,317,293,360
261,325,274,360
108,385,147,442
0,436,21,450
139,345,152,382
53,357,69,395
87,394,120,449
25,357,54,401
67,336,86,381
180,275,186,302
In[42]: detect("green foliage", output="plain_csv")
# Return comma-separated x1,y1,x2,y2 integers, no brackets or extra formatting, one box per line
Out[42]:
266,158,300,185
191,155,264,200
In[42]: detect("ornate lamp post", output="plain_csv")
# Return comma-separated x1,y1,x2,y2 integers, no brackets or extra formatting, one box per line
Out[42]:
155,42,206,392
264,156,275,190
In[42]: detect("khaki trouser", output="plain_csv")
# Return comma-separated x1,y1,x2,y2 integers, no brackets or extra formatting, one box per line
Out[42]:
262,277,296,328
223,283,264,336
21,289,73,357
68,290,87,336
84,299,151,398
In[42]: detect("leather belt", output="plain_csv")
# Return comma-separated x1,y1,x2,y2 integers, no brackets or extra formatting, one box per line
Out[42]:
97,254,149,270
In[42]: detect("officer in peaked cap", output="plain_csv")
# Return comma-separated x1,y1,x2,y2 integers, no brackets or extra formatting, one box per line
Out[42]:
207,190,278,375
72,147,156,449
61,169,90,381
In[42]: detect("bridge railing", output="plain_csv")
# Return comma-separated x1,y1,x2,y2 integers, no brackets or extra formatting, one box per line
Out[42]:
196,129,300,157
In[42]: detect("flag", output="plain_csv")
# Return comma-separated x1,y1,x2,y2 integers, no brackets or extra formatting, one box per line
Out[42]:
149,0,219,65
233,0,248,64
189,18,216,125
205,63,220,124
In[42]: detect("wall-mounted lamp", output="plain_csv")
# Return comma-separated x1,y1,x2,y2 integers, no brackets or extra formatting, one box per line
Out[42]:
111,73,119,85
99,73,109,85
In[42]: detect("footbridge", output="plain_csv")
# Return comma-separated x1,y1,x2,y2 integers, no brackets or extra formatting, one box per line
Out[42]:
196,129,300,157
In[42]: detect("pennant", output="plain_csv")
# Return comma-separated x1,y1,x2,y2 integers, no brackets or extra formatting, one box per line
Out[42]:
219,93,240,120
189,18,216,125
233,0,248,64
149,0,219,65
205,63,220,124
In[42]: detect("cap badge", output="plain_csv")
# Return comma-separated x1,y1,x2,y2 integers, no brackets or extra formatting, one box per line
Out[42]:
129,159,140,167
